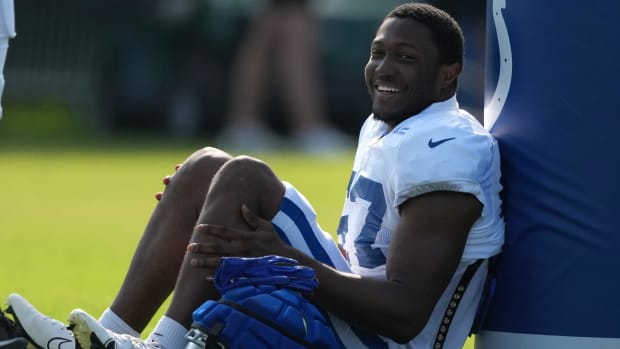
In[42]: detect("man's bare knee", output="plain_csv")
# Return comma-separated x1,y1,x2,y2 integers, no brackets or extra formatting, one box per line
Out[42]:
182,147,233,178
215,155,278,187
209,155,285,219
173,147,233,188
160,147,232,210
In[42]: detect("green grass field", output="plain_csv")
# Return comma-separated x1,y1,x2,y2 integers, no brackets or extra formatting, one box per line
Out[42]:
0,138,475,348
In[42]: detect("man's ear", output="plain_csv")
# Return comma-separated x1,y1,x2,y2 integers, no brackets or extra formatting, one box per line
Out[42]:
440,62,461,88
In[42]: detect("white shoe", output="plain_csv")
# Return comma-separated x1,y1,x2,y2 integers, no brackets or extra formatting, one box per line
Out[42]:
68,310,162,349
5,294,75,349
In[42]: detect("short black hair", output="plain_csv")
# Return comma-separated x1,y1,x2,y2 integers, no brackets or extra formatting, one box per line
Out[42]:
386,2,464,67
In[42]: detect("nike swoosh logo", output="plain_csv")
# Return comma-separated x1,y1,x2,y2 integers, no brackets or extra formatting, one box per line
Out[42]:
428,137,456,148
46,337,74,349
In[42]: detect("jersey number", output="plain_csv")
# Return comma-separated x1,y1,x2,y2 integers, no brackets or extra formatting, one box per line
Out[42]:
338,172,386,268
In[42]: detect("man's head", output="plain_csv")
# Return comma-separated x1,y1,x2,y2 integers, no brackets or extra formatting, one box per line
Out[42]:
365,3,464,128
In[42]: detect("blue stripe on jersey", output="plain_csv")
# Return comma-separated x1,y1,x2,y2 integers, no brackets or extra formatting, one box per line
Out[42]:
279,197,335,268
338,171,355,242
337,215,348,244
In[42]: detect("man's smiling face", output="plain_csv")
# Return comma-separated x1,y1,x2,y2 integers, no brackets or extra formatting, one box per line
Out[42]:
364,16,444,129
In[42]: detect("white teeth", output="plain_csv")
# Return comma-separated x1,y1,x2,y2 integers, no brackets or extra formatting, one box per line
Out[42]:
376,85,400,93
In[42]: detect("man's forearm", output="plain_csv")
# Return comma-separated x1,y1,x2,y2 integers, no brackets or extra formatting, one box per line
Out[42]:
285,247,431,343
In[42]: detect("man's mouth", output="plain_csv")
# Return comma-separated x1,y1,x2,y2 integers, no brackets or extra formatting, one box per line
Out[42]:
375,84,401,94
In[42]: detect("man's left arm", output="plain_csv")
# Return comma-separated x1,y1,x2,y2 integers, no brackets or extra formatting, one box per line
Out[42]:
382,190,482,340
296,189,483,343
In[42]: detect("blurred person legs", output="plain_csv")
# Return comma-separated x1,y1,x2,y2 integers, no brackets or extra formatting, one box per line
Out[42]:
218,0,351,153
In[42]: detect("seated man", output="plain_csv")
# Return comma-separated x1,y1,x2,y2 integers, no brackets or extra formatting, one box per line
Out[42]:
6,3,504,349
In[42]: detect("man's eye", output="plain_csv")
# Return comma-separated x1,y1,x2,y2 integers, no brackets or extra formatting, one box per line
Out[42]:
370,50,384,58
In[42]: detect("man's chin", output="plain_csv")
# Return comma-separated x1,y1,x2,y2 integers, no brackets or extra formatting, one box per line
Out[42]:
372,110,413,128
372,111,397,123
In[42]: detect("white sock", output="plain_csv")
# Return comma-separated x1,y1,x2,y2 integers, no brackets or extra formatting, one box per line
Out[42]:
98,308,141,338
147,316,188,349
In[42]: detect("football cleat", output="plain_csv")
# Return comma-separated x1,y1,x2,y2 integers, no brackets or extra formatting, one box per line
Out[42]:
5,293,76,349
68,310,161,349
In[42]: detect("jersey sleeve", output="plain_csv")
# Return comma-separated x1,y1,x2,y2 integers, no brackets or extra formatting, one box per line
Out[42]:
390,126,492,209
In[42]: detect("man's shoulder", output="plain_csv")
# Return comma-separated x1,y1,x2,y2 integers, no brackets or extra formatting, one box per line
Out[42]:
386,112,490,150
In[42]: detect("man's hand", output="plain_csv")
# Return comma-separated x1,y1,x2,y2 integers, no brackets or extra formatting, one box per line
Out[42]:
187,204,292,268
155,164,182,201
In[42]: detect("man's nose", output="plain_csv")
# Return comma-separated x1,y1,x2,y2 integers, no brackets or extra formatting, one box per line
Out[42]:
374,56,396,76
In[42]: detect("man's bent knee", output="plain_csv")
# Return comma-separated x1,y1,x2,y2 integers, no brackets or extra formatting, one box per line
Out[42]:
173,147,233,186
210,155,285,219
161,147,233,208
215,155,279,188
182,147,233,177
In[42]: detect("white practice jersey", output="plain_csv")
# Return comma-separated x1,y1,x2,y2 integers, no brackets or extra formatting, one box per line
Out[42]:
336,95,504,348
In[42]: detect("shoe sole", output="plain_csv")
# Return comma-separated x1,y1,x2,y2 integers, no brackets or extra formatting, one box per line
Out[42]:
68,310,112,349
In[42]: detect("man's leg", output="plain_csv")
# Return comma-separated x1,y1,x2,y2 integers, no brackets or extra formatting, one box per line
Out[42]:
164,155,286,328
5,147,240,349
157,156,364,349
67,155,286,349
67,154,359,349
107,147,232,333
